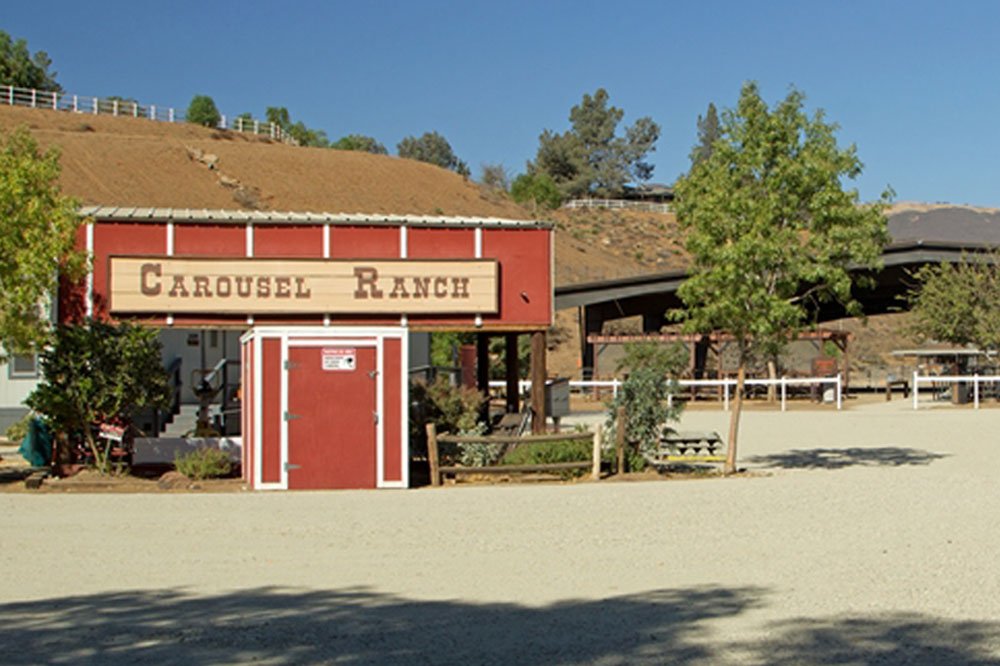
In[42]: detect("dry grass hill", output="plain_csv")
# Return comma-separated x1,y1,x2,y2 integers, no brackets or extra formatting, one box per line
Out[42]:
1,104,985,382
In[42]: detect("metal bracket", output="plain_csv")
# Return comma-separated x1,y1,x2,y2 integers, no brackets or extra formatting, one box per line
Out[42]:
373,411,380,425
368,370,379,379
284,462,301,471
284,360,299,370
283,411,301,421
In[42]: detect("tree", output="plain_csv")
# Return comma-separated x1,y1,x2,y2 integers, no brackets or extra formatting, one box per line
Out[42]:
397,131,466,173
672,82,890,474
186,95,221,127
906,253,1000,351
510,172,562,212
0,126,87,355
479,163,510,191
265,106,329,147
606,342,686,471
0,30,60,91
689,102,720,168
331,134,388,154
531,88,660,198
26,319,171,474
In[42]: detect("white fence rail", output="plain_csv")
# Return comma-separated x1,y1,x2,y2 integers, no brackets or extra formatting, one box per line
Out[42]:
563,198,673,214
911,373,1000,410
0,84,297,144
489,375,843,412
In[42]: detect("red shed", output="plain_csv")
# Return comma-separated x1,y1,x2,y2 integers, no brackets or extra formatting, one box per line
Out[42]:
66,207,553,490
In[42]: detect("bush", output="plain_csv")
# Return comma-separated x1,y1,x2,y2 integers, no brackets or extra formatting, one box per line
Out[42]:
186,95,221,128
5,412,30,443
501,438,592,466
174,446,232,480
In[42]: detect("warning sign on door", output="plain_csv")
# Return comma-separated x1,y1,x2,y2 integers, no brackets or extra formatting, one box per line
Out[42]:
322,347,357,371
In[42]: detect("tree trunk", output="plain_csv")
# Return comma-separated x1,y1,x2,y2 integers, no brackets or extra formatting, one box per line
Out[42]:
725,363,745,475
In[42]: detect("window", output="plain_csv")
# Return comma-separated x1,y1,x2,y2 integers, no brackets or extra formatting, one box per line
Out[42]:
9,353,38,379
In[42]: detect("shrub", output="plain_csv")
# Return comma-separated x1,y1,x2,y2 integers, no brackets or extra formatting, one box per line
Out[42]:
501,438,592,466
186,95,221,128
5,412,31,443
174,446,232,480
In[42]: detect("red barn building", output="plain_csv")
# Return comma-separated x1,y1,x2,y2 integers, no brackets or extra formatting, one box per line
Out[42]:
64,207,553,490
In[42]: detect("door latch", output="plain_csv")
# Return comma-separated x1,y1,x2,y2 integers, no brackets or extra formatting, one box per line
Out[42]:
284,462,301,471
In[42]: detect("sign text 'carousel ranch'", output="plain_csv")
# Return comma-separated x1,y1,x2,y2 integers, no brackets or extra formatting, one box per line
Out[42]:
109,258,498,314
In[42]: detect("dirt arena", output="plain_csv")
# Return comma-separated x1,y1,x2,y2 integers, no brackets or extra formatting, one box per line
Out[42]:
2,399,999,664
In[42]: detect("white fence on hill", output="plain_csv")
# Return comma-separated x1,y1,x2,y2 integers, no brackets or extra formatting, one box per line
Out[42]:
563,198,673,214
0,84,297,145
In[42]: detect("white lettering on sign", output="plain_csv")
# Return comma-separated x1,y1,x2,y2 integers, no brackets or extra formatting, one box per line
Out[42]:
322,348,357,371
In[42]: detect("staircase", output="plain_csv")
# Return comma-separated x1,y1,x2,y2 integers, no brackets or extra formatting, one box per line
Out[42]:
160,405,200,438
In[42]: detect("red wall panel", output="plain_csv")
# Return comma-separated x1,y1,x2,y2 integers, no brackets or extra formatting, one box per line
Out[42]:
254,225,323,257
174,224,245,257
329,226,399,258
261,337,282,484
408,227,474,258
93,222,167,318
482,228,551,327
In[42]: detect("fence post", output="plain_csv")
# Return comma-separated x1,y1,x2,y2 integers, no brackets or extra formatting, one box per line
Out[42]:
132,102,138,118
426,423,440,487
591,428,602,480
974,375,980,410
836,375,842,410
615,406,626,475
780,376,787,412
150,104,156,120
912,371,919,410
72,95,78,112
92,97,98,114
30,88,36,108
8,85,13,106
169,107,174,122
723,381,730,411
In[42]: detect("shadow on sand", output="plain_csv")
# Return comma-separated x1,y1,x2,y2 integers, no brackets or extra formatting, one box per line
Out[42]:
746,446,947,470
0,586,997,664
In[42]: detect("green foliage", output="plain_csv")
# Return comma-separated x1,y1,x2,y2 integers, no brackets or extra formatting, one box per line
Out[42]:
429,331,475,368
501,438,592,466
530,88,659,198
673,82,890,365
186,95,221,127
331,134,387,154
266,106,329,147
606,342,685,466
26,319,171,474
906,253,1000,351
174,446,233,480
0,126,87,354
0,30,60,91
397,131,466,173
689,102,720,168
5,411,31,443
511,172,562,211
410,376,485,435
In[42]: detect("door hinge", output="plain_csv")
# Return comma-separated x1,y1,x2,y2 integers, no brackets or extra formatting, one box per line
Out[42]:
284,462,301,471
284,360,299,370
368,370,379,379
373,411,380,425
283,411,301,421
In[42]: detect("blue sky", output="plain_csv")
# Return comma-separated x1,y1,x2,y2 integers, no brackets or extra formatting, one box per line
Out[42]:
4,1,999,206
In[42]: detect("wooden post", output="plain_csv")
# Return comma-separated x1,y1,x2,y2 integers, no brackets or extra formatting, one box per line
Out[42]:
531,331,547,435
426,423,440,487
591,427,603,480
505,333,519,414
615,405,626,475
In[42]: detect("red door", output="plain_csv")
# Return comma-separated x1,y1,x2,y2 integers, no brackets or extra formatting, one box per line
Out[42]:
286,345,377,489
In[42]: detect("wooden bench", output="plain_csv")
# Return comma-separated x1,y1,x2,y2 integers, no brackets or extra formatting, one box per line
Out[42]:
645,430,726,466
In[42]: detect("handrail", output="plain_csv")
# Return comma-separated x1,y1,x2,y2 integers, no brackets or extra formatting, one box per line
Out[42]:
0,83,298,145
911,372,1000,410
488,375,844,411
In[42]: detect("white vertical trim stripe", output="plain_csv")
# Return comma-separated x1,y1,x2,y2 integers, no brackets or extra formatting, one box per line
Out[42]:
85,222,94,318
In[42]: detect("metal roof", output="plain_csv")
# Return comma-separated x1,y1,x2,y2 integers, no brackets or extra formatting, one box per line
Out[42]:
78,206,552,229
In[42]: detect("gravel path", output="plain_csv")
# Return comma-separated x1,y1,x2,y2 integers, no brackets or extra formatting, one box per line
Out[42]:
1,399,999,664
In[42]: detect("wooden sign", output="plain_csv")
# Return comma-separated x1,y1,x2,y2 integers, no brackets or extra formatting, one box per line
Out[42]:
109,257,498,314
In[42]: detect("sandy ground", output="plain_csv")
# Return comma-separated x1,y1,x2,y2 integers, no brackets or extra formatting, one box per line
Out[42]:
2,399,1000,664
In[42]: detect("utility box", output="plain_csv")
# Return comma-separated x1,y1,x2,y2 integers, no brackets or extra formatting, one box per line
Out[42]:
545,377,571,418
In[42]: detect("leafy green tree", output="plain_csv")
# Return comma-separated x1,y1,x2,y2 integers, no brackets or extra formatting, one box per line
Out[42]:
606,342,686,471
331,134,388,154
689,102,720,168
0,126,87,354
672,82,890,474
186,95,221,127
906,253,1000,351
0,30,60,91
397,131,466,173
531,88,660,198
265,106,329,147
510,172,562,212
26,320,170,474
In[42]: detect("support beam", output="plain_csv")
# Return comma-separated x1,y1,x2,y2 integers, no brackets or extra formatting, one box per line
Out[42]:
581,306,604,380
505,333,519,414
476,333,490,395
531,331,547,434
